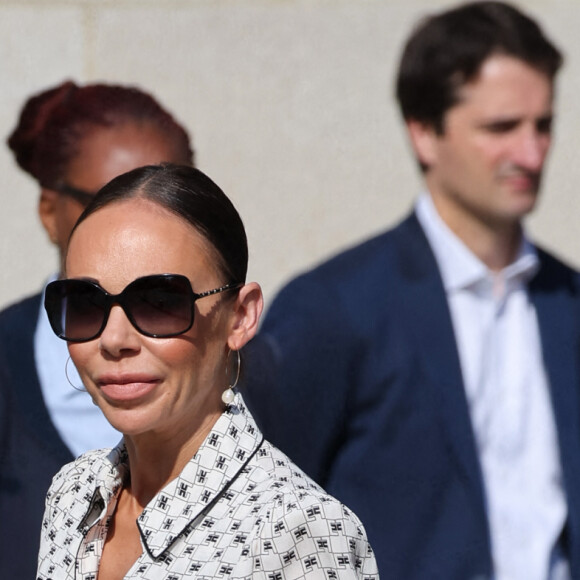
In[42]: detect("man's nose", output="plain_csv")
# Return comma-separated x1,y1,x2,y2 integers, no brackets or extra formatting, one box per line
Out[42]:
513,127,550,172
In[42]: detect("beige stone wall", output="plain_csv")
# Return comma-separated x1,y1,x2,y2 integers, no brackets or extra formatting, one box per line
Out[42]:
0,0,578,311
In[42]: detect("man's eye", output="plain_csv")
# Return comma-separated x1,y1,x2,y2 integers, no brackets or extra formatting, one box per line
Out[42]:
484,120,519,134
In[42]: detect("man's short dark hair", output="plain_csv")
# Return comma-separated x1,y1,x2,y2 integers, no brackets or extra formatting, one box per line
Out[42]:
395,1,563,133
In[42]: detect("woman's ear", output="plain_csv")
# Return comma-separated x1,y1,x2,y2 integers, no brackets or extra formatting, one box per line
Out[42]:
227,282,264,351
38,188,59,245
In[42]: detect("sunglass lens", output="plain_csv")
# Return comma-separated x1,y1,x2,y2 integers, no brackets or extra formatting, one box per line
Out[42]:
63,282,107,341
128,276,193,337
45,280,106,341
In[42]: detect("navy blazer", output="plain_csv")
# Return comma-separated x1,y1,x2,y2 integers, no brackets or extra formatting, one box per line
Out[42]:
244,212,580,579
0,294,73,580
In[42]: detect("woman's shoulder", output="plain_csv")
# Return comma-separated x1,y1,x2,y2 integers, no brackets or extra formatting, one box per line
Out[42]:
233,398,371,533
249,439,324,492
242,440,379,577
250,440,362,523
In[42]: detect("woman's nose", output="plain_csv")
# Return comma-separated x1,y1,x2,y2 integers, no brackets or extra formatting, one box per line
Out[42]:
98,305,141,357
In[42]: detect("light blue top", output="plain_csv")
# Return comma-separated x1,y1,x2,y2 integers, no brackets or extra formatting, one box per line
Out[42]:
34,276,121,457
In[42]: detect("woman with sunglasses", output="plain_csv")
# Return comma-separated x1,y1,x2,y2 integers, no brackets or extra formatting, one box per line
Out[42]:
38,163,378,579
0,81,193,578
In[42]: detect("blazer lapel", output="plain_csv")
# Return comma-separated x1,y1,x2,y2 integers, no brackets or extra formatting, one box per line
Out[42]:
530,253,580,550
394,214,487,519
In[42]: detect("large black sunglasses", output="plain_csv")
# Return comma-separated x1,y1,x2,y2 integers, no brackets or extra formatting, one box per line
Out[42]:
44,274,242,343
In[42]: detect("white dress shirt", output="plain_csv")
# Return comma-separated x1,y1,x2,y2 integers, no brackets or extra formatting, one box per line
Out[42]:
416,193,569,580
34,276,121,457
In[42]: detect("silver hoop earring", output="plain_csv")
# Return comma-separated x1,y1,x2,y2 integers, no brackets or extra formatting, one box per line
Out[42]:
222,349,240,406
65,356,86,392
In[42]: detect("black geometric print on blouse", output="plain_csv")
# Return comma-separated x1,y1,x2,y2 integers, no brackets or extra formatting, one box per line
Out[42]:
37,393,378,579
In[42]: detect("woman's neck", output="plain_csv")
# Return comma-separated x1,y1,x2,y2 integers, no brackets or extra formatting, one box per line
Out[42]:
122,407,222,509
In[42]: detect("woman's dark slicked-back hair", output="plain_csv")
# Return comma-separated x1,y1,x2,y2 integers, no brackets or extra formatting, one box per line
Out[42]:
396,1,563,133
7,80,194,189
72,164,248,285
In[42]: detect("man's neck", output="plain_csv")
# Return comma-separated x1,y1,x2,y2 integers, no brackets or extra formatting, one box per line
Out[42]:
429,192,523,272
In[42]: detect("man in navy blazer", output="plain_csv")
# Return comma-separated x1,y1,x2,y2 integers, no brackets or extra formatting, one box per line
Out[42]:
244,2,580,578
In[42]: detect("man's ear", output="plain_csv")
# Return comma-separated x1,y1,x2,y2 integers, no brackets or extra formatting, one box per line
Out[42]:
406,119,439,170
38,188,59,245
227,282,264,351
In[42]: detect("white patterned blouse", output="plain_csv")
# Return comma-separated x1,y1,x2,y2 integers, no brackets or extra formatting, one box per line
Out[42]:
37,393,379,579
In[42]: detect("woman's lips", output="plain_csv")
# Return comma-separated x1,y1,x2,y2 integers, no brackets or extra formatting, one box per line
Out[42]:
96,374,160,402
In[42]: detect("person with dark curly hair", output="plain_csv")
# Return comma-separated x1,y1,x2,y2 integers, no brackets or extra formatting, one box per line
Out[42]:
0,80,194,578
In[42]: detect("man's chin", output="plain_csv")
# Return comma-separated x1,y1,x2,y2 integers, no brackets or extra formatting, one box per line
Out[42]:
502,184,540,215
506,196,539,221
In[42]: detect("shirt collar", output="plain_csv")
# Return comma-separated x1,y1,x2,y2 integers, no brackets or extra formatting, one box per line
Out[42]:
415,192,539,294
137,393,264,558
78,394,263,558
77,444,129,533
78,393,264,559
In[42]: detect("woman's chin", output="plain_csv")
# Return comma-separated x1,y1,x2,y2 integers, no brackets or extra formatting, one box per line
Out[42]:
96,405,160,438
